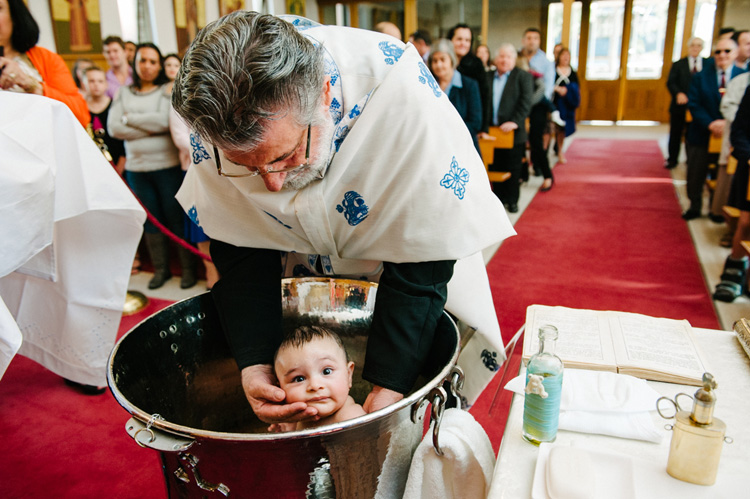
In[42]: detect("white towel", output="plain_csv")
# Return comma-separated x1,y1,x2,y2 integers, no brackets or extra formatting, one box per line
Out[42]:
403,409,495,499
505,369,663,442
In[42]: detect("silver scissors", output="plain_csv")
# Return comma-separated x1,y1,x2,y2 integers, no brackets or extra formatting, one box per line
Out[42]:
656,392,694,419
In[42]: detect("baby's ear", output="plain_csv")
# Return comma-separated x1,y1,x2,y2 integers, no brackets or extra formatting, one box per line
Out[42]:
347,361,355,387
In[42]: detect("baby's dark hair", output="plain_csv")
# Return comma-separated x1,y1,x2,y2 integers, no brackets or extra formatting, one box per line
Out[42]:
274,326,350,363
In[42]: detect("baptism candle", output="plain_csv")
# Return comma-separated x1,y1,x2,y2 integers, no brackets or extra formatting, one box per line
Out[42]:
523,325,564,445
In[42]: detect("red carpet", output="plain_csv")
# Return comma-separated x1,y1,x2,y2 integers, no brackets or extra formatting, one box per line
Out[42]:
469,139,720,452
0,297,174,499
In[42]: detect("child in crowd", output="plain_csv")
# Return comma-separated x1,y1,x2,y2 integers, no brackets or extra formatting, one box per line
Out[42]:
85,66,126,175
269,326,366,432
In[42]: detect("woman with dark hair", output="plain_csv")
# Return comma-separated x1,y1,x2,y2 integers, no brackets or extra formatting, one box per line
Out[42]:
164,53,181,81
71,57,93,96
447,23,490,131
108,43,197,290
553,47,580,164
0,0,89,126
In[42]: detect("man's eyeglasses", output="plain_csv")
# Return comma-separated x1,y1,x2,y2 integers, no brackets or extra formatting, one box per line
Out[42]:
714,49,732,55
215,124,312,177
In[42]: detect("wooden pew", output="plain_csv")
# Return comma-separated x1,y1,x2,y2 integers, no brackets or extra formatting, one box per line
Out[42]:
478,126,514,183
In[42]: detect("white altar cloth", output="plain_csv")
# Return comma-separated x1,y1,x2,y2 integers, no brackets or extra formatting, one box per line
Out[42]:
0,92,145,385
488,328,750,498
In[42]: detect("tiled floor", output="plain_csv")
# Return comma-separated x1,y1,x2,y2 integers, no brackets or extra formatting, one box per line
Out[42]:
128,124,750,331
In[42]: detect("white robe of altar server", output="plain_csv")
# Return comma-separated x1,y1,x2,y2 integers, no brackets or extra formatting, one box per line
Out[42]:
0,93,145,384
176,18,516,404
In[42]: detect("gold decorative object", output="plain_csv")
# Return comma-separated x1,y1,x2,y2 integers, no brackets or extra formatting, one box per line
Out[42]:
123,290,149,316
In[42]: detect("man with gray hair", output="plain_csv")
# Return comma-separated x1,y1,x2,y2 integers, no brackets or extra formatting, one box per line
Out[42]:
665,37,705,170
172,12,514,425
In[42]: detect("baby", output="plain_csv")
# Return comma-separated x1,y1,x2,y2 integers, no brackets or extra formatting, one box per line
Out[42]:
270,325,366,432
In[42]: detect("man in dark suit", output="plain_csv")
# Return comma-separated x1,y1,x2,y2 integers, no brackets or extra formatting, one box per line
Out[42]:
481,43,534,213
684,38,747,220
666,37,705,169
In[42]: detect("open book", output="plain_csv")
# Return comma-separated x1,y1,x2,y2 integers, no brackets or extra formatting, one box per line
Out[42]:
523,305,711,386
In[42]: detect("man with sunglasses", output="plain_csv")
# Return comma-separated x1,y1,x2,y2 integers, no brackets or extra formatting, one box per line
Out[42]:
172,12,515,425
683,38,747,221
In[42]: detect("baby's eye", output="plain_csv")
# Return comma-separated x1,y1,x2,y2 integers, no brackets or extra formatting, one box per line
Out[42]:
292,375,305,383
322,368,333,375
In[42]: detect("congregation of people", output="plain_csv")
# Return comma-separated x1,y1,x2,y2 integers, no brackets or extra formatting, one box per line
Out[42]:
418,25,580,214
664,26,750,303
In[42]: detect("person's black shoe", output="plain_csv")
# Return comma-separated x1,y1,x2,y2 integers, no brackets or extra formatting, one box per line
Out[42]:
708,213,725,224
507,203,519,213
664,161,677,170
682,209,701,220
64,378,107,395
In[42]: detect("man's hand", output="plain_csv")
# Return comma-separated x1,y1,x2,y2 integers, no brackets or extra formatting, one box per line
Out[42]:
241,364,319,423
676,92,688,105
708,119,726,137
478,132,496,141
362,385,404,413
500,121,519,133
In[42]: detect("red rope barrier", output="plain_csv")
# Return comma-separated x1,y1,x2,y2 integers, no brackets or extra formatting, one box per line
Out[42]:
123,178,213,262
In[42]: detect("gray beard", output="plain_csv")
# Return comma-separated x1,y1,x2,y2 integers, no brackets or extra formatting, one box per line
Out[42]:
282,115,335,190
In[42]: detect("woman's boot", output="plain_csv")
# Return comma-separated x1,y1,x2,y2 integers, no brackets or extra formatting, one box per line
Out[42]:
178,245,197,289
145,232,171,289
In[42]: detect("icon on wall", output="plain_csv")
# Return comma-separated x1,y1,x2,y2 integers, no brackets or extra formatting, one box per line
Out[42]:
174,0,206,55
48,0,102,55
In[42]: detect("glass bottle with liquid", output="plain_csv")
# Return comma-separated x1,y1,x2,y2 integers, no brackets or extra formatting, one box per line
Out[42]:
522,325,564,445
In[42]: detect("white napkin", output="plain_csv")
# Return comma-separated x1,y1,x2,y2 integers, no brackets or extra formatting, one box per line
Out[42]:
506,369,663,442
403,408,495,499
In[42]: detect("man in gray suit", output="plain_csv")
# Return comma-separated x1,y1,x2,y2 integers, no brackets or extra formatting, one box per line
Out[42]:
482,44,534,213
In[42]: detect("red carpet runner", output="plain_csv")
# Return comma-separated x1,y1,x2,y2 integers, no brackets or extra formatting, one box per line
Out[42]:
469,138,720,452
0,297,174,498
0,139,720,496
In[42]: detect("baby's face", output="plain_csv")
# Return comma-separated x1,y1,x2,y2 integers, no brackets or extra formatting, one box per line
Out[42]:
275,337,354,418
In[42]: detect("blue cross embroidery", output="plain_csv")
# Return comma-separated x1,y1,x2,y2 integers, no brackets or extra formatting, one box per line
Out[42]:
440,156,470,200
264,210,292,230
190,133,211,164
418,62,442,98
336,191,369,226
187,206,202,227
378,41,404,65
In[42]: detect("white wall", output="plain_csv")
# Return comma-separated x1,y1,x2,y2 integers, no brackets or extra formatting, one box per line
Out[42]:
27,1,55,51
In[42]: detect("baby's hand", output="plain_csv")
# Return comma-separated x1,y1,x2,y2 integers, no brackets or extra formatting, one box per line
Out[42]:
268,422,297,433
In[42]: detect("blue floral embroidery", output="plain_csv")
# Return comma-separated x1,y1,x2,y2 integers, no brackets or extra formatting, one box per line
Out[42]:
329,98,342,126
378,41,404,65
187,206,202,227
263,210,292,230
348,104,362,119
324,57,340,87
190,133,211,164
333,125,349,152
336,191,369,226
481,349,500,372
289,17,319,30
418,62,442,98
440,156,470,200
